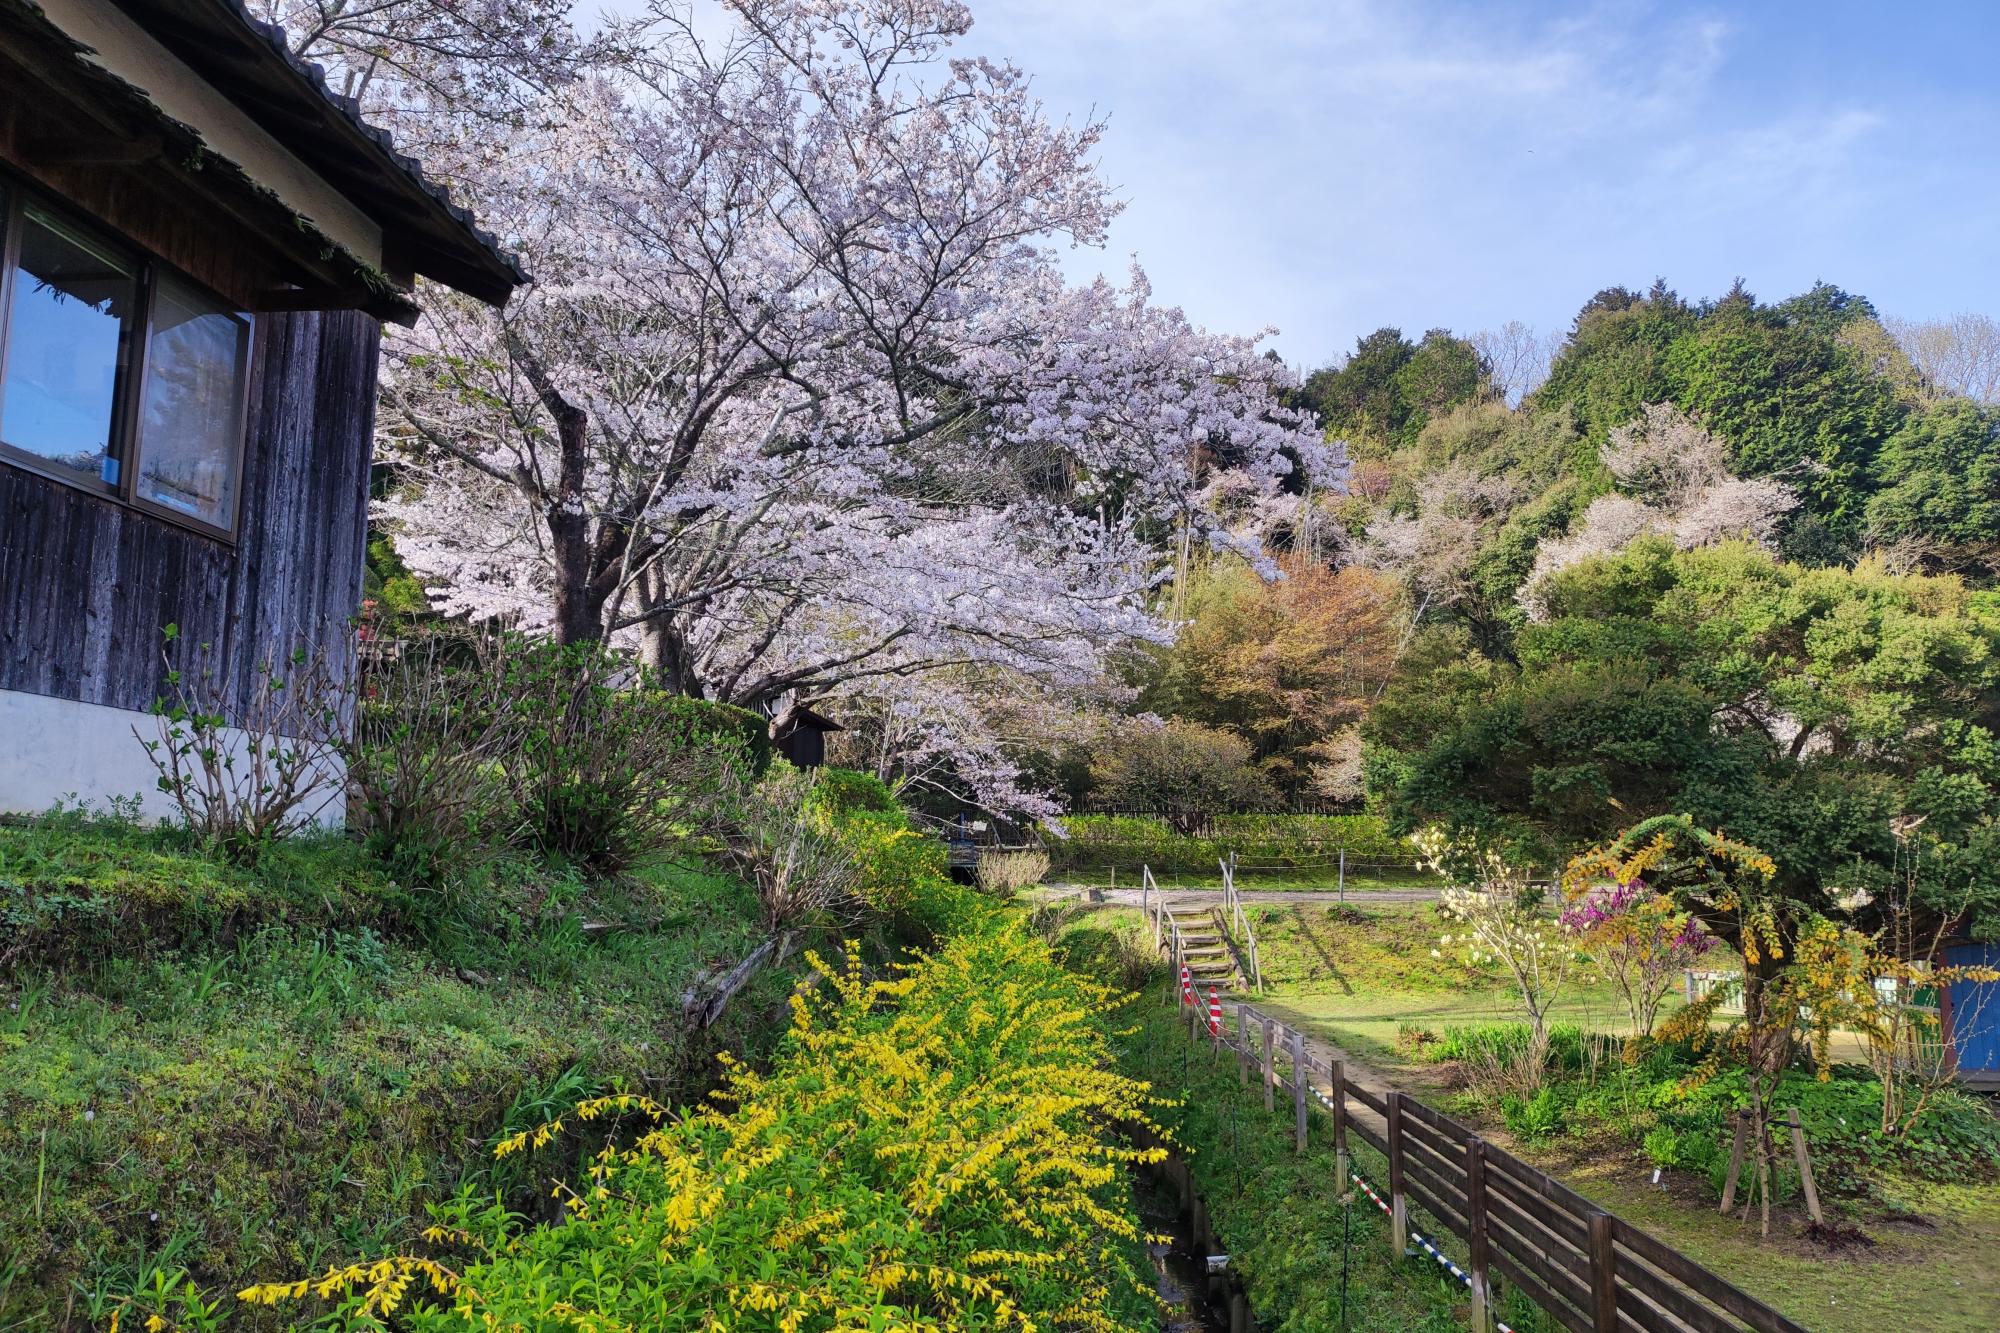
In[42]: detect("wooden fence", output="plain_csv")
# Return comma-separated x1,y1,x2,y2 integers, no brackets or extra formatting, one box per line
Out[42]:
1168,991,1813,1333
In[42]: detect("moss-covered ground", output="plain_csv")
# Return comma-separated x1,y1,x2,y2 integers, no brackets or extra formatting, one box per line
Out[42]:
0,812,796,1330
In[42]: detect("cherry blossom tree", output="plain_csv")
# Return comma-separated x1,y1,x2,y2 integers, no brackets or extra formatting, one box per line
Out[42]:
366,0,1332,730
254,0,612,140
1516,403,1796,618
826,667,1100,819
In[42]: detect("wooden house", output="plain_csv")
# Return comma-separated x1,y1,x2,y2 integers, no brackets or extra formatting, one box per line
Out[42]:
773,706,843,770
0,0,522,819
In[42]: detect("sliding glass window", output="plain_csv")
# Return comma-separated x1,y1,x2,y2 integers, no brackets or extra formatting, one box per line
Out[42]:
0,179,252,538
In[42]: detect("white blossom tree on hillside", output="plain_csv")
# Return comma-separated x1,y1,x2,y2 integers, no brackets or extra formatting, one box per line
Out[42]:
1516,403,1797,619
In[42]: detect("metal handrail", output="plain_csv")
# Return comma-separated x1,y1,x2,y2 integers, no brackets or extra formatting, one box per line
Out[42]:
1218,855,1263,993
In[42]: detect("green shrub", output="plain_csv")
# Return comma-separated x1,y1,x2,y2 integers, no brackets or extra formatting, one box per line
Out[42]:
348,634,523,889
506,644,740,872
1500,1086,1570,1140
1087,719,1278,829
805,765,898,815
648,694,773,778
1050,812,1409,873
835,808,949,917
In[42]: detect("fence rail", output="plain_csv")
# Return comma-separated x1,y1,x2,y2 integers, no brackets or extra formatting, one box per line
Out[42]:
1154,959,1811,1333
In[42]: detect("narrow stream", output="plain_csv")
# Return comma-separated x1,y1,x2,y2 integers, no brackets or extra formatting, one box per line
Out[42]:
1132,1159,1238,1332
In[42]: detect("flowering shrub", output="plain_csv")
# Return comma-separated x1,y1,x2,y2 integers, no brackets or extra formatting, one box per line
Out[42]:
1557,870,1709,1039
1417,828,1576,1087
242,925,1169,1330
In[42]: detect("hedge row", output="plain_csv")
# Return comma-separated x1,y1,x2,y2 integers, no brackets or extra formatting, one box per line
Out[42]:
1049,812,1410,871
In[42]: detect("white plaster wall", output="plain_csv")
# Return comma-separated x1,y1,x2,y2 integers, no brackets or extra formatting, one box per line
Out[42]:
0,688,345,828
37,0,386,268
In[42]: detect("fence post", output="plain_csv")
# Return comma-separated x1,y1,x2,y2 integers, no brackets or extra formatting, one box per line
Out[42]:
1338,846,1346,902
1330,1059,1350,1192
1465,1137,1494,1333
1236,1004,1249,1087
1290,1029,1308,1153
1588,1211,1618,1332
1386,1090,1408,1257
1261,1016,1276,1113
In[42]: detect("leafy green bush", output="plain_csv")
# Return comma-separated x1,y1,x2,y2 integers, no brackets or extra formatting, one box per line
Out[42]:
1500,1086,1571,1140
805,765,897,814
348,634,524,888
1086,719,1277,829
506,643,742,872
648,693,774,779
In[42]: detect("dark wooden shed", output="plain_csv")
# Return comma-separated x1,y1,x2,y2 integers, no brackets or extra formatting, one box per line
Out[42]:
0,0,521,819
773,706,843,770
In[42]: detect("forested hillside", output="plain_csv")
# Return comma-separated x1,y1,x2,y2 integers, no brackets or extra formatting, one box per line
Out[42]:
1010,283,2000,944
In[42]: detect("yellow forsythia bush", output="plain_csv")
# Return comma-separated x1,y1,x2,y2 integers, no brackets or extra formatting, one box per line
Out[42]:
242,924,1170,1330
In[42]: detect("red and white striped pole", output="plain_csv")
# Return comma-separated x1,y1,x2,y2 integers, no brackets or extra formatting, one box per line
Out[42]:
1207,985,1222,1037
1180,963,1194,1007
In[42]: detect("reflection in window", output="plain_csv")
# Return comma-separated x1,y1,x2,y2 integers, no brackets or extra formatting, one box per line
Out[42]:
136,275,249,528
0,204,137,486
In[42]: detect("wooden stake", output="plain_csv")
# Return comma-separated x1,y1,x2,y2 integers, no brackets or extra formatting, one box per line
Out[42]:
1787,1108,1823,1224
1719,1109,1748,1214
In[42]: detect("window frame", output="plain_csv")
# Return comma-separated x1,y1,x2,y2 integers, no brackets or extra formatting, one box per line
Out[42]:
0,171,254,543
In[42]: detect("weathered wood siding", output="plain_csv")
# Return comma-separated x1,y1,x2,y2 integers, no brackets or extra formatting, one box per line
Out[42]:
0,309,378,720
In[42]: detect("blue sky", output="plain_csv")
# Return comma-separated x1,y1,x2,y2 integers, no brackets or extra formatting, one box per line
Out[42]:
592,2,2000,371
954,0,2000,370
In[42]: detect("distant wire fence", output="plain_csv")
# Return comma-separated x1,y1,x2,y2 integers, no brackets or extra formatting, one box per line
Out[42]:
1165,988,1812,1333
1054,845,1434,885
